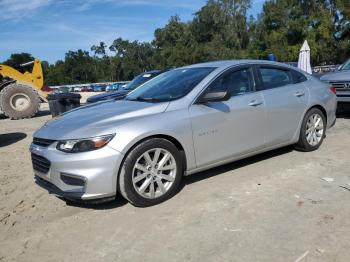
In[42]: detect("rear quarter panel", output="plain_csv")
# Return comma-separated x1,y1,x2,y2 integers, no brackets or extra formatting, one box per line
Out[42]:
304,76,337,128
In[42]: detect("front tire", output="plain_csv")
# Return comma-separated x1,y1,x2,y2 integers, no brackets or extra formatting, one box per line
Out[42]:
0,83,40,119
295,108,326,152
119,138,183,207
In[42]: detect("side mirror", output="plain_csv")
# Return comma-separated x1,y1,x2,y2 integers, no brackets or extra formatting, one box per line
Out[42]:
197,91,230,104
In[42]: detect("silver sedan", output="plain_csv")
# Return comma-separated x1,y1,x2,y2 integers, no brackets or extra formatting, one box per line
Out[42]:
30,60,337,207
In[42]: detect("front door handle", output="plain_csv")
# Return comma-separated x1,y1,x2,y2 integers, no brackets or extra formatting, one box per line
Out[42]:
294,91,305,97
249,100,263,107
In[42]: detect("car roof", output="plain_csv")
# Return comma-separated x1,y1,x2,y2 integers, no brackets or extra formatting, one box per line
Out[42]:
141,70,163,75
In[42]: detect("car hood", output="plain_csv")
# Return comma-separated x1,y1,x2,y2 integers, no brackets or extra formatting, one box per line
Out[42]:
320,70,350,82
87,90,129,102
34,100,169,140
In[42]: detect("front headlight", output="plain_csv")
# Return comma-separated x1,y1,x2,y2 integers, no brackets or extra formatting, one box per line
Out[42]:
56,134,115,153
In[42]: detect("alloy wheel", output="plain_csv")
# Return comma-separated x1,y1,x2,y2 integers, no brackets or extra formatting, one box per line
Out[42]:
305,113,324,146
132,148,177,199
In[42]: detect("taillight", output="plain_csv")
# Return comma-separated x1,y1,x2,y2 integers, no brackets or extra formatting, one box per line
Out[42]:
330,86,336,94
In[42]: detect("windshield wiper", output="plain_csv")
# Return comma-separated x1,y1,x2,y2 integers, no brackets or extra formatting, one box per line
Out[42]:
113,94,127,100
127,97,162,103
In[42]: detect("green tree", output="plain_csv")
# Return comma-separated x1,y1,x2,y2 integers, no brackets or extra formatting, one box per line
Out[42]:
109,38,155,79
45,61,67,86
62,50,97,84
192,0,251,48
153,15,196,67
250,0,350,65
3,53,35,73
91,42,107,57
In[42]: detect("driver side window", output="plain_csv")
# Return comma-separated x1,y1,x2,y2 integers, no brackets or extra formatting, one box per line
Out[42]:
207,67,255,97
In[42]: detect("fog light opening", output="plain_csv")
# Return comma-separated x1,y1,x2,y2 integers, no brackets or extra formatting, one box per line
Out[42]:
60,173,86,187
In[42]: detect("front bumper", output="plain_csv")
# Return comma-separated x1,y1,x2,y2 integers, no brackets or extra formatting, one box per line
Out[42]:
30,142,124,201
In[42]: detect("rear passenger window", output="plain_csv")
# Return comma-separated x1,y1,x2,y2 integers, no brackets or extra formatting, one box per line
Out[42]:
291,70,307,83
259,68,292,89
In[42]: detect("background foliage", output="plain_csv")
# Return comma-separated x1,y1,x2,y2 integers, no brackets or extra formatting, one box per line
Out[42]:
3,0,350,86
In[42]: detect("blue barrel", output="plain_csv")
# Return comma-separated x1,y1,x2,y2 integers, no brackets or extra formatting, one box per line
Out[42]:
267,53,276,61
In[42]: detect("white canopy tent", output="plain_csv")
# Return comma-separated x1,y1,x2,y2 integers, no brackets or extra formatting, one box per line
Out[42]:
298,40,312,74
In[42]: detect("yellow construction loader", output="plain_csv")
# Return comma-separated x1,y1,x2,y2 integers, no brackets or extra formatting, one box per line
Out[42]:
0,59,49,119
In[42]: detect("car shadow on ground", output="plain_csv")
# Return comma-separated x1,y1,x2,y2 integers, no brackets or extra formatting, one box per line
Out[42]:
64,194,128,210
336,103,350,119
337,111,350,119
0,132,27,147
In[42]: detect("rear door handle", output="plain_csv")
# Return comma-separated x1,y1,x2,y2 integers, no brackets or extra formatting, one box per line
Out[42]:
249,100,263,107
294,91,305,97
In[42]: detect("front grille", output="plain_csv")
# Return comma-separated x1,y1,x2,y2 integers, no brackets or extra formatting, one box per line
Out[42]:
31,153,51,173
329,81,350,90
33,137,56,147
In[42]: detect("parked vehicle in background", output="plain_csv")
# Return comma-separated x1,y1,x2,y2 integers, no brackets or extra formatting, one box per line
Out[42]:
80,86,92,92
106,83,125,92
55,86,70,93
321,58,350,103
313,64,341,75
31,60,336,207
105,85,117,92
73,87,82,92
91,85,103,92
87,70,167,103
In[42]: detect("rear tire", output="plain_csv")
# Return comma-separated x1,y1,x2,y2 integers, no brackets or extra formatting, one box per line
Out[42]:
119,138,183,207
0,83,40,119
295,108,326,152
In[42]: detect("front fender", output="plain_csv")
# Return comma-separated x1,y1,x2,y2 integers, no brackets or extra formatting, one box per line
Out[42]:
107,109,197,171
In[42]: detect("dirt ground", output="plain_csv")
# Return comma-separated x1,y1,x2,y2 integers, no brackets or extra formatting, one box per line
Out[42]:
0,97,350,262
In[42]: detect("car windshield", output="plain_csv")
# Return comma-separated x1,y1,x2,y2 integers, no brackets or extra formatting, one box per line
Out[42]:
340,59,350,70
124,73,156,91
125,67,216,102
